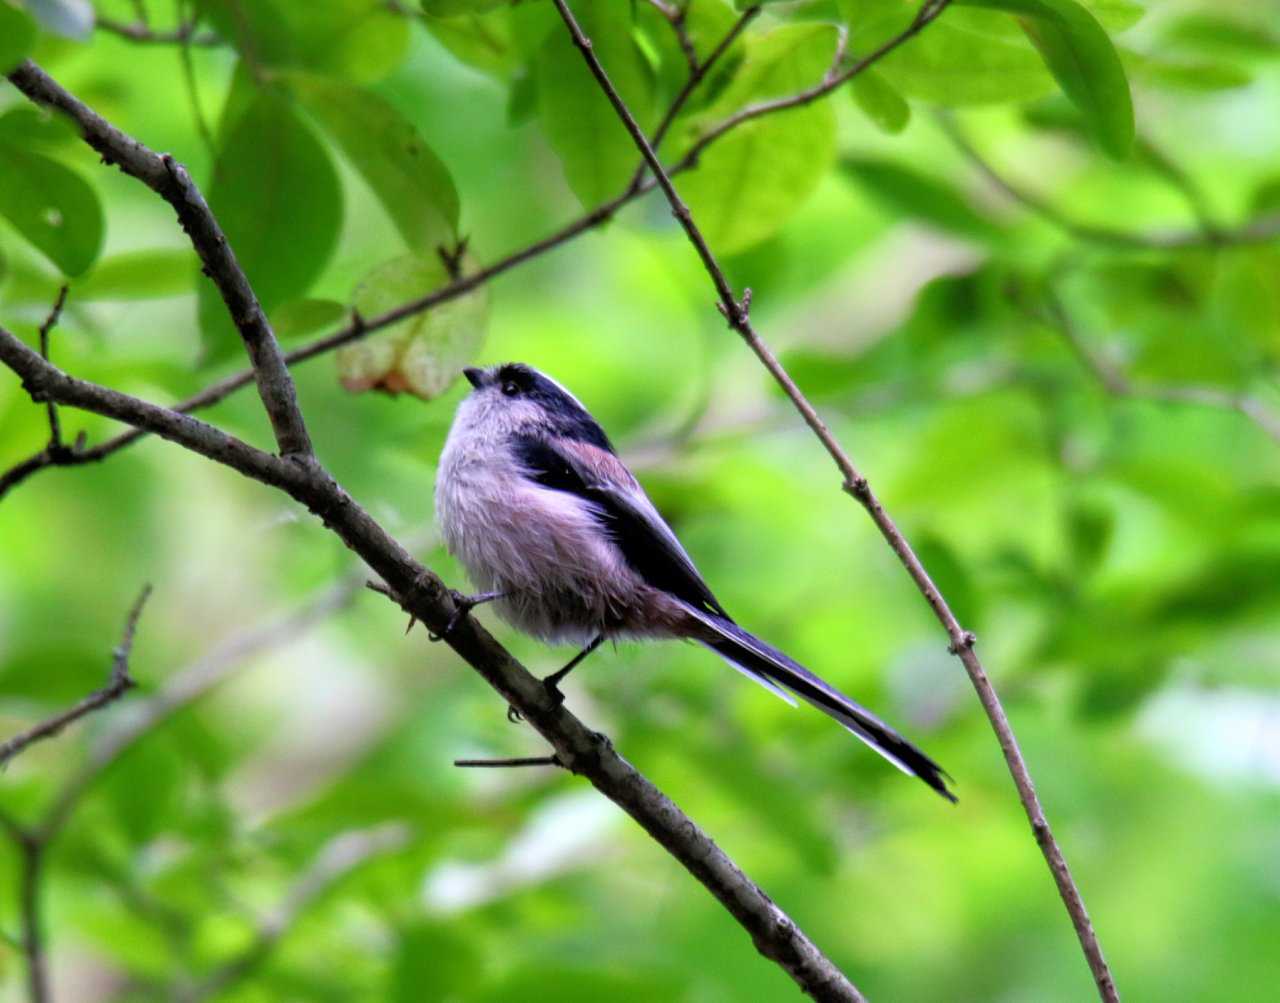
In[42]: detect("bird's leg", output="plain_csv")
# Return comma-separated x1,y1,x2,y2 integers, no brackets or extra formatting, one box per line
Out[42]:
424,589,505,641
506,635,604,723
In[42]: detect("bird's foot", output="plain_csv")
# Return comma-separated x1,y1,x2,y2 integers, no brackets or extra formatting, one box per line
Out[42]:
427,589,505,642
505,676,567,724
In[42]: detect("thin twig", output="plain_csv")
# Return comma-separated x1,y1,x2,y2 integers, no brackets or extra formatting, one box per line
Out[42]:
627,4,761,194
454,756,563,768
646,0,698,74
36,285,69,450
0,584,151,769
550,1,1120,1001
178,824,411,1002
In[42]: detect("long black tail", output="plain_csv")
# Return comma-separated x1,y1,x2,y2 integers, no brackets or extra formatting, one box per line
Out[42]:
695,613,956,802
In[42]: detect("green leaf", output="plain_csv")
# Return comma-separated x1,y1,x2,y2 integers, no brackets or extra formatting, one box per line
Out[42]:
842,2,1057,105
76,249,193,300
338,253,488,400
387,921,479,1002
0,1,38,76
535,0,656,208
841,157,999,240
1123,50,1252,92
676,24,838,254
1162,12,1279,59
420,0,506,14
196,0,409,82
0,144,104,276
287,74,459,252
850,67,911,134
271,298,348,340
956,0,1134,158
198,90,343,362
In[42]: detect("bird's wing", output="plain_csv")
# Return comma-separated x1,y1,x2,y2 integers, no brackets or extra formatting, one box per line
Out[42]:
512,435,729,619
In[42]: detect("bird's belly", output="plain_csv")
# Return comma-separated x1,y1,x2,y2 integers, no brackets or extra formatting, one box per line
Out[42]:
438,463,646,643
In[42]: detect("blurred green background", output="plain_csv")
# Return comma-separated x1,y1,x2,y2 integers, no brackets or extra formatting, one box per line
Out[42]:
2,0,1279,999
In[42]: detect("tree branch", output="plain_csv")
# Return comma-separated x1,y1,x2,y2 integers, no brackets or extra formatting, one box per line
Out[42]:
549,1,1120,1001
0,583,151,769
6,61,314,458
0,325,868,1003
95,16,221,46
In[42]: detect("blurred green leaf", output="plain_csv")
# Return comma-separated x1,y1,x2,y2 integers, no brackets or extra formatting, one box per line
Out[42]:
1065,498,1113,575
0,1,37,73
678,24,838,253
338,252,488,399
957,0,1134,158
288,74,460,252
196,0,409,82
387,921,479,1001
841,157,998,240
536,0,656,208
850,67,912,134
0,143,104,276
198,89,343,362
1123,50,1253,92
271,298,348,340
915,533,983,630
421,0,506,14
1162,12,1280,58
76,249,194,301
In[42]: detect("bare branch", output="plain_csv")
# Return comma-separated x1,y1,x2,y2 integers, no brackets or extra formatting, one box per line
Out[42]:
36,285,69,450
178,824,411,1002
549,1,1120,1001
645,0,699,74
6,61,314,458
0,584,151,769
0,326,874,1003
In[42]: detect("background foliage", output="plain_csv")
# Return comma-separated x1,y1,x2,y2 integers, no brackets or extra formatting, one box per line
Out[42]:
2,0,1280,999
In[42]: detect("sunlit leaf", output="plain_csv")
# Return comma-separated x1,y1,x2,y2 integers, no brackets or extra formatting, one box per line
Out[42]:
535,0,656,208
338,253,488,399
957,0,1134,158
288,74,460,252
76,248,193,300
677,24,838,253
271,298,348,340
196,0,408,82
198,89,343,362
850,67,912,134
0,143,104,276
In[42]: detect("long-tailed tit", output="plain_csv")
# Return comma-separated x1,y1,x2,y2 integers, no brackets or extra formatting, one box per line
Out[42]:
435,363,954,801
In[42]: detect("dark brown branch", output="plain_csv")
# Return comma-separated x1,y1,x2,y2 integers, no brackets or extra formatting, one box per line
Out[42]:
938,113,1280,250
645,0,699,74
6,61,313,458
36,286,69,450
550,2,1120,1002
0,326,872,1003
1034,286,1280,445
0,584,151,769
178,824,410,1002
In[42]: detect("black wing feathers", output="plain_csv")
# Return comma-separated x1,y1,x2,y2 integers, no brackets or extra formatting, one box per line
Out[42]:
512,436,726,617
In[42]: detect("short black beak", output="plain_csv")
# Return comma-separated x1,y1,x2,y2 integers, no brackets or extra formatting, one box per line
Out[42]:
462,367,484,389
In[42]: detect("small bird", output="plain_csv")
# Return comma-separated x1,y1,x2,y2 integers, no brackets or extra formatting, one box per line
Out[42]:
435,363,955,801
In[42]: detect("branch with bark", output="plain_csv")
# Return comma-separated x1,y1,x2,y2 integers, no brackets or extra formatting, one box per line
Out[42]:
548,1,1119,1001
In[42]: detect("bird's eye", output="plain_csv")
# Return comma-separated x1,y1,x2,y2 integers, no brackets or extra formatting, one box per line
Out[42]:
501,381,520,397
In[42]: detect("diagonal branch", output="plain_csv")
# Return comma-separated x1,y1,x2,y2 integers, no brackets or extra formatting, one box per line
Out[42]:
0,325,865,1003
7,61,313,459
0,583,152,769
549,1,1120,1001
